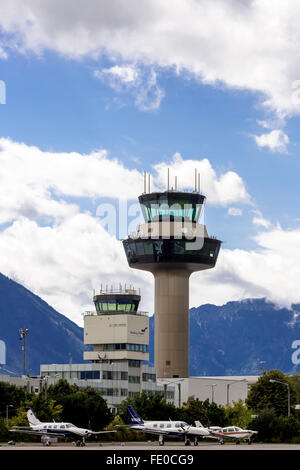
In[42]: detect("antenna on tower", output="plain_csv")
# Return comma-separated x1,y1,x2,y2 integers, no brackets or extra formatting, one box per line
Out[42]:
198,172,200,193
194,168,197,192
175,175,178,191
148,173,151,193
143,171,147,194
167,168,170,191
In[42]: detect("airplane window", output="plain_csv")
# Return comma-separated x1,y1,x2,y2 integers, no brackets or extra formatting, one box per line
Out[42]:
153,424,157,428
53,425,57,428
228,427,235,432
175,423,180,428
48,425,52,429
43,425,47,428
160,424,164,428
167,424,171,428
60,425,65,429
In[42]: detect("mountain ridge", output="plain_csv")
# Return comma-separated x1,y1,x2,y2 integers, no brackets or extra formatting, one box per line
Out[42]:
1,273,300,377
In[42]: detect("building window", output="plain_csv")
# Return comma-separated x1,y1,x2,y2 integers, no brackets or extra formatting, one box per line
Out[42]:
80,370,100,380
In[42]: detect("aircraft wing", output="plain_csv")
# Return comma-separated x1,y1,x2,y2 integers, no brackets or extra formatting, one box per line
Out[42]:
90,430,117,434
10,427,65,438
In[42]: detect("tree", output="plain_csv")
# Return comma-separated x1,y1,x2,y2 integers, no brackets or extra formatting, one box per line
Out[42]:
179,397,226,427
224,399,253,428
118,392,180,423
0,381,32,419
246,370,297,417
46,379,112,430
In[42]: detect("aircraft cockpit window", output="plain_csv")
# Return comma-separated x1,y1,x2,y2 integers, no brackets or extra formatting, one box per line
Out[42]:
175,423,181,428
60,425,65,429
228,427,235,432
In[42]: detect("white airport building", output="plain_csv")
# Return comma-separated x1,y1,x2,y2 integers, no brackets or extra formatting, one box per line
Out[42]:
38,285,259,412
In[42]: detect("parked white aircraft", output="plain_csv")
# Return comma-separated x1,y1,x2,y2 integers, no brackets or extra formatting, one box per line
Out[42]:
201,423,258,445
10,409,115,446
122,405,210,446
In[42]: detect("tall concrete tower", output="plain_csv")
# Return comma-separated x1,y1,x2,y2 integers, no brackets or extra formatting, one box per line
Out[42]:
123,170,221,378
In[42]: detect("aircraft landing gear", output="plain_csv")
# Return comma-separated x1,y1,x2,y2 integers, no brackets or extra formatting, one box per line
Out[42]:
158,435,164,446
76,440,86,447
184,437,191,446
193,437,198,446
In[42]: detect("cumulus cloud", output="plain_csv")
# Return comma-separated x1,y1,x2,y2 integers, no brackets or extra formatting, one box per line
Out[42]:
1,1,300,117
253,129,290,153
252,210,272,229
190,225,300,310
94,65,164,111
153,153,251,206
0,138,250,323
227,207,243,216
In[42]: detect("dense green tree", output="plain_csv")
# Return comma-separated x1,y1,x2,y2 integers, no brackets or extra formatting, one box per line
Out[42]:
118,392,180,423
224,399,253,428
179,397,227,427
46,379,112,430
0,381,32,420
246,370,297,417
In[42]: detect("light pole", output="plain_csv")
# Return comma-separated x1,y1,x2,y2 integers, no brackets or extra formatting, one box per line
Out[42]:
269,379,291,417
6,404,13,425
158,379,184,407
205,384,217,403
226,379,247,405
19,328,29,376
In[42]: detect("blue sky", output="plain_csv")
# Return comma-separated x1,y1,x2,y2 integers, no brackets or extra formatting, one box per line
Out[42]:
0,1,300,324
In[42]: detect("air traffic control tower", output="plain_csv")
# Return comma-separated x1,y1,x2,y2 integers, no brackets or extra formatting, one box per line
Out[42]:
123,170,221,378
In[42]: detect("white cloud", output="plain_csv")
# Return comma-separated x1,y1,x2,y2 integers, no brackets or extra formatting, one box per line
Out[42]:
252,210,272,229
227,207,243,216
153,153,251,206
95,65,164,111
0,138,250,323
253,129,290,153
190,225,300,310
2,1,300,117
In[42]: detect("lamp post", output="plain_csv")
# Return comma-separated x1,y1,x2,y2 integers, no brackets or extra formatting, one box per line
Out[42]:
158,379,184,407
205,383,217,403
6,404,13,425
269,379,291,417
226,379,247,405
19,328,29,376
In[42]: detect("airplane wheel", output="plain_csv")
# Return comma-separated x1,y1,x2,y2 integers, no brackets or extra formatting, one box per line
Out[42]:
236,440,240,445
159,440,164,446
194,440,198,446
185,439,191,446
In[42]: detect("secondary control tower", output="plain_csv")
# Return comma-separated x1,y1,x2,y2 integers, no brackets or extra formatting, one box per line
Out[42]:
123,170,221,378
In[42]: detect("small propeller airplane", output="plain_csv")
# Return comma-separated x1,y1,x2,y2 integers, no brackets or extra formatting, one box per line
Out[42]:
118,405,211,446
10,409,116,446
195,421,258,445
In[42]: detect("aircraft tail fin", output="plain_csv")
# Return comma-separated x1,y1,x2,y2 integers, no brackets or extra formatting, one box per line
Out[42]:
27,409,41,426
127,405,144,425
194,420,204,428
